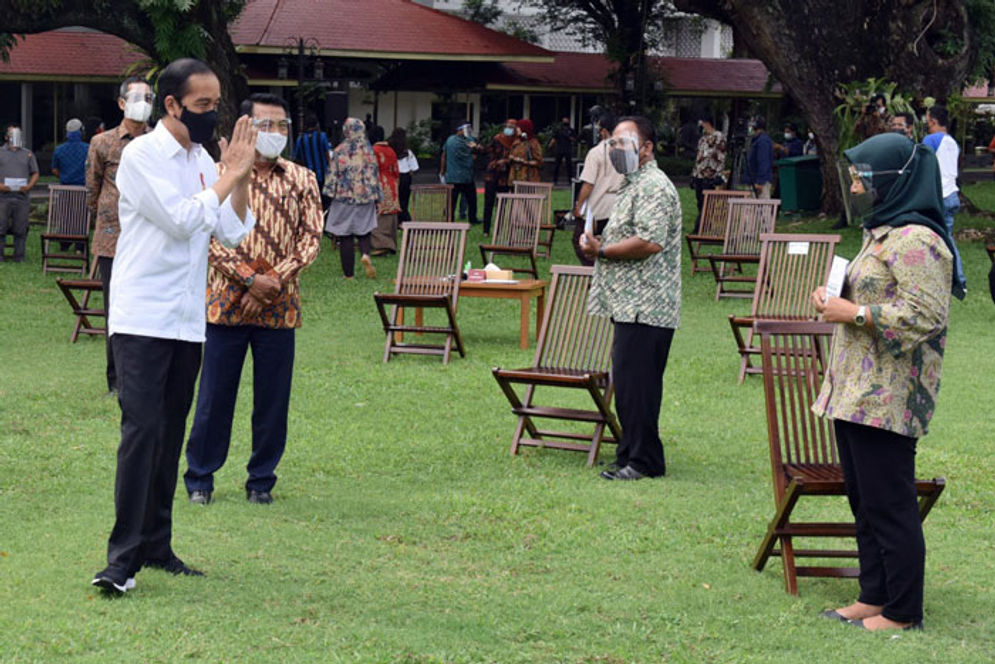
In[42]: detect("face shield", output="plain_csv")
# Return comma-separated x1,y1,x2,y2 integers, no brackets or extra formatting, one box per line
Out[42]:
252,116,292,160
123,88,155,123
840,143,917,222
607,131,641,175
7,127,23,148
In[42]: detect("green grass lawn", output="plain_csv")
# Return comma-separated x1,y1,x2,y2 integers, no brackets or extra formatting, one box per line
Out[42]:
1,184,993,663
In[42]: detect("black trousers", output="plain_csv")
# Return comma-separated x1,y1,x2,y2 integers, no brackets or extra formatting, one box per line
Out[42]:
691,176,723,233
98,256,116,392
335,233,372,277
106,334,202,576
552,152,572,184
571,218,608,266
482,181,509,235
611,322,675,476
398,172,412,223
834,419,924,623
450,181,477,225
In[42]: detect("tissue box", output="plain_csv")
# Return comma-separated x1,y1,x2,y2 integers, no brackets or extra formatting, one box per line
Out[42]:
466,269,487,282
486,269,515,281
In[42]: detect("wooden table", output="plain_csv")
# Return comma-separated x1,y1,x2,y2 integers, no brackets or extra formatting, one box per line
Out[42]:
457,279,547,349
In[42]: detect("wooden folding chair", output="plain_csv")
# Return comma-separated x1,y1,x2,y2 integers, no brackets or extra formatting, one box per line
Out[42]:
492,265,619,466
512,181,554,258
729,233,840,383
409,184,454,223
708,199,780,300
374,221,469,364
479,193,544,278
41,184,91,275
751,320,946,595
56,257,106,342
685,189,751,276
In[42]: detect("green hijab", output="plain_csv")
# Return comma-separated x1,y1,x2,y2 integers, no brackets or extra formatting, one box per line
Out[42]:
845,132,965,300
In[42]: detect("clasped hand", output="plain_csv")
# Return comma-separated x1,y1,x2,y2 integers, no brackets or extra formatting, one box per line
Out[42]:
810,286,860,323
242,273,281,318
219,115,258,179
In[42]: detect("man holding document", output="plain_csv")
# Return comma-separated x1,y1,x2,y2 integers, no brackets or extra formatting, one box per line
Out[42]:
0,124,39,262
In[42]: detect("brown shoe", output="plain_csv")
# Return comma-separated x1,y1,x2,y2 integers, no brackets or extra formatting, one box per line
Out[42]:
361,254,376,279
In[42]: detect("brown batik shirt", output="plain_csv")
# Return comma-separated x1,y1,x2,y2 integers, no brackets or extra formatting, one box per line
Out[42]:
86,123,149,258
206,158,322,329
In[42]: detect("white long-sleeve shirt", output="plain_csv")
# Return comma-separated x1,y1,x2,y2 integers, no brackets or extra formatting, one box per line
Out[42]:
109,122,255,342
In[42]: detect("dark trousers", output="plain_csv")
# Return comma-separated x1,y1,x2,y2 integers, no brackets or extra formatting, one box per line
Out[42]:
834,419,924,623
691,176,723,233
482,181,509,235
611,322,674,476
106,334,201,576
185,324,296,494
450,181,477,225
335,233,372,277
398,172,412,223
98,256,116,392
552,152,572,184
571,218,609,266
0,196,30,261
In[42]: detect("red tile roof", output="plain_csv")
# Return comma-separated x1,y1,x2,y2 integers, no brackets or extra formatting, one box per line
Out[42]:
231,0,553,61
0,29,144,80
493,52,782,96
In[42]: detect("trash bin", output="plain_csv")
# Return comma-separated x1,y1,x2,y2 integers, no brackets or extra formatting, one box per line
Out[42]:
776,155,822,211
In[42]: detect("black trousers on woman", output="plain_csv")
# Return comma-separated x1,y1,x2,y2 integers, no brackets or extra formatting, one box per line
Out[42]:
611,322,674,477
834,419,924,623
398,172,412,222
335,233,372,278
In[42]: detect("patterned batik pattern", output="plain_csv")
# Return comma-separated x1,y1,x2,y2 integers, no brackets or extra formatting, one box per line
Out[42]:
86,124,147,257
691,130,726,179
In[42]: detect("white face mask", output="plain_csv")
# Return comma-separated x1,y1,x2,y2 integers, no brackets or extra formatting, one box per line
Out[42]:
808,132,815,140
256,131,287,160
784,132,794,140
124,100,152,123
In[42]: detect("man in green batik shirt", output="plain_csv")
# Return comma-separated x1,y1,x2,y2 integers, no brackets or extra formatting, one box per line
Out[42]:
582,116,682,481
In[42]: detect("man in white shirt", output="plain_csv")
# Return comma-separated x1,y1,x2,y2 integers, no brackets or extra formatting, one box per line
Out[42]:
91,58,258,595
570,114,624,265
923,105,965,290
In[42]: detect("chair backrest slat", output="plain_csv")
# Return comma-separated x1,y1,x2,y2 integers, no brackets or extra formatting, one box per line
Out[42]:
409,184,453,223
534,265,613,373
757,322,837,488
722,199,780,256
47,185,91,236
699,189,751,237
394,222,469,303
512,181,553,227
751,233,841,320
492,193,544,250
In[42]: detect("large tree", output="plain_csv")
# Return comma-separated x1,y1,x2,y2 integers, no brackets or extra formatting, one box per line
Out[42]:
673,0,991,212
0,0,249,133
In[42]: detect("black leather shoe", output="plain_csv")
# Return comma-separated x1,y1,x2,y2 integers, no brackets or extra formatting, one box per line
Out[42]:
819,609,849,622
144,555,205,577
247,489,273,504
189,490,212,505
91,568,135,595
611,465,649,480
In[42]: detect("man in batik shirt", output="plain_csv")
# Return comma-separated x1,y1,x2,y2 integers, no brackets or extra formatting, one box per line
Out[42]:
183,94,322,506
582,116,682,481
690,115,726,232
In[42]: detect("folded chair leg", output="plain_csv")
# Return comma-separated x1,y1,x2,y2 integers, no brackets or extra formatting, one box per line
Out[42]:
586,422,606,467
781,535,799,595
753,479,803,572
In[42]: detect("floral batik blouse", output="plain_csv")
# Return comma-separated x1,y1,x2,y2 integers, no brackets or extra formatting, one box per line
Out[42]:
812,224,952,438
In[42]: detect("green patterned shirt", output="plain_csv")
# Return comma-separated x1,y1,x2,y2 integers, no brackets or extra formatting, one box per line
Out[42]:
588,161,682,328
812,224,951,437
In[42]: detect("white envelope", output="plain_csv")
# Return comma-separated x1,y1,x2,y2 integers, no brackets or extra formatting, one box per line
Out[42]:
825,255,850,301
4,177,27,189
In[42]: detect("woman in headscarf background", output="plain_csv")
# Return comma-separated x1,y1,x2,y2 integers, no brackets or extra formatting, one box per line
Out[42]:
481,118,518,236
508,118,543,184
810,132,963,632
370,126,401,255
389,128,418,223
324,117,381,279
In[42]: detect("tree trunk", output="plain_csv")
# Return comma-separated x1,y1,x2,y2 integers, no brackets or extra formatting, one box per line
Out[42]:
192,1,250,137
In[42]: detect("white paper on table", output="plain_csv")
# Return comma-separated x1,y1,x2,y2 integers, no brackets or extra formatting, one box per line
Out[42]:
787,241,810,255
825,255,850,301
4,177,27,189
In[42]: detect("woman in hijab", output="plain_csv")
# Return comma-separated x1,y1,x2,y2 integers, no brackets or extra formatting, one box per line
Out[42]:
508,118,543,184
810,132,961,632
370,126,401,255
324,117,381,279
482,118,518,235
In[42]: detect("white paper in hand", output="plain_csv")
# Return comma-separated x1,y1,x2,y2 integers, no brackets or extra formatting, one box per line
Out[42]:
825,255,850,302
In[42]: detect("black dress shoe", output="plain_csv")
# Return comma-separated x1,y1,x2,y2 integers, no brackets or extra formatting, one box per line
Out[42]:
819,609,849,622
611,465,648,480
144,555,205,577
91,567,134,595
189,489,212,505
247,489,273,504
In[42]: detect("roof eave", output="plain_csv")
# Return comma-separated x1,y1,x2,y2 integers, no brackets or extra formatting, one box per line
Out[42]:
236,45,554,63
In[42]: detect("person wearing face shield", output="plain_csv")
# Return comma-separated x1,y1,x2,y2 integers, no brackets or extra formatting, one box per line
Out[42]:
91,58,259,596
482,118,518,235
810,132,962,632
86,77,154,394
508,118,543,183
0,123,39,262
581,116,683,481
184,93,322,510
441,122,480,225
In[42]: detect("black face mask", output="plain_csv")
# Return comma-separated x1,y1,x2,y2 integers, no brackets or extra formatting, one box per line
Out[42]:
178,104,217,145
